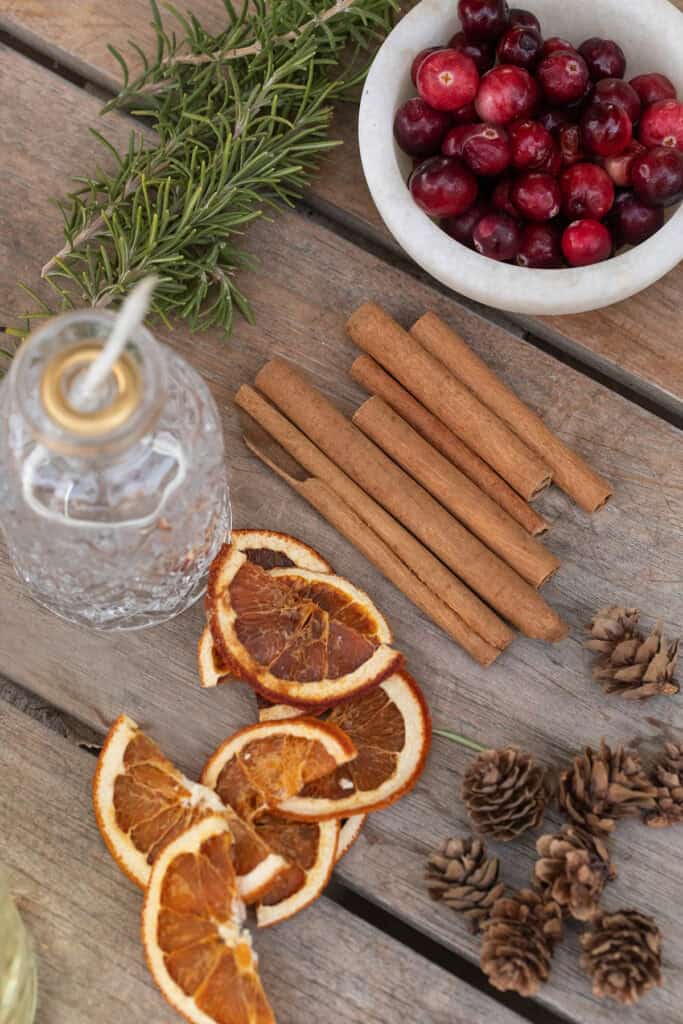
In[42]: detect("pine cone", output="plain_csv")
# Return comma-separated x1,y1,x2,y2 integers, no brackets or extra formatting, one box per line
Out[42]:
580,909,663,1005
558,740,657,835
481,889,563,997
534,825,616,921
586,607,679,701
462,747,552,841
425,836,505,932
643,742,683,828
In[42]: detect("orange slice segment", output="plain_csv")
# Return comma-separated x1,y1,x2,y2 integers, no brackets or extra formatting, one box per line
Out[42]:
336,815,367,862
200,532,333,689
271,671,432,820
253,816,340,928
200,718,357,824
208,545,401,708
142,814,274,1024
93,715,287,903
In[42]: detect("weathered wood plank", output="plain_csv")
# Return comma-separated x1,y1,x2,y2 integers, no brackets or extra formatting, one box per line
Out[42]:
1,45,682,1024
1,0,682,406
0,700,520,1024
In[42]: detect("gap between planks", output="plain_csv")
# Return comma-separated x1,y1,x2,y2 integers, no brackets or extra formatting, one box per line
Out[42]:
0,674,564,1024
0,20,681,426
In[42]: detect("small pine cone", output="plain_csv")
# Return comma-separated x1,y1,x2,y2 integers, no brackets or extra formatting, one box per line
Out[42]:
462,747,552,841
580,909,663,1006
586,607,679,701
643,742,683,828
481,889,563,997
559,740,657,836
425,836,505,932
534,825,616,921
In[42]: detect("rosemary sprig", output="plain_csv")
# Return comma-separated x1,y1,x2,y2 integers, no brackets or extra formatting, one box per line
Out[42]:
16,0,397,342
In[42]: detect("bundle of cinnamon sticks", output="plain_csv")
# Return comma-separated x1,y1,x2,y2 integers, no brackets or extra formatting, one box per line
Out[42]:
235,302,612,667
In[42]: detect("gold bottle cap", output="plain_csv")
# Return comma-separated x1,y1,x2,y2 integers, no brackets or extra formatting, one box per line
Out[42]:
41,343,142,437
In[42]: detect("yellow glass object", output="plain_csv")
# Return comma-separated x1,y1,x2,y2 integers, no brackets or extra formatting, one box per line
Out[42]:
0,874,37,1024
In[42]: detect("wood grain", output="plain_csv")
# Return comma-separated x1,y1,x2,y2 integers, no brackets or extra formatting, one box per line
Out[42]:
0,47,682,1024
0,700,523,1024
0,0,682,406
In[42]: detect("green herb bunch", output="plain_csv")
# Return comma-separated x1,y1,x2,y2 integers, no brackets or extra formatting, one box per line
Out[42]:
21,0,397,338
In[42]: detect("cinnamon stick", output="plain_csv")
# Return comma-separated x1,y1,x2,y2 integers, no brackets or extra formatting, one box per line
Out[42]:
254,359,567,642
351,354,548,536
353,396,560,588
346,302,552,501
410,312,613,513
236,383,512,658
242,424,502,666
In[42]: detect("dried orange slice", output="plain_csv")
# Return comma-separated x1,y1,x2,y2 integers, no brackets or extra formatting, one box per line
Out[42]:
207,543,401,707
142,814,274,1024
336,815,367,862
200,718,357,823
199,531,333,689
271,671,431,820
93,715,287,903
252,816,340,928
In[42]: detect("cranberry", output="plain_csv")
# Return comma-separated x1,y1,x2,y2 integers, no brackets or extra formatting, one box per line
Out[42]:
631,145,683,207
629,73,677,108
560,162,614,219
562,219,612,265
449,31,496,74
559,124,585,165
581,102,632,157
578,38,626,82
451,101,479,124
461,123,512,175
442,123,477,157
473,212,521,260
457,0,510,42
416,49,480,111
497,25,543,69
411,47,443,87
594,79,641,124
491,176,519,216
512,171,562,220
638,99,683,152
537,50,590,106
509,8,540,30
475,65,539,124
609,190,665,246
410,156,479,217
509,119,553,169
537,107,572,133
563,80,593,119
442,198,491,247
517,222,564,266
542,37,575,57
393,98,452,156
537,139,562,175
602,141,646,186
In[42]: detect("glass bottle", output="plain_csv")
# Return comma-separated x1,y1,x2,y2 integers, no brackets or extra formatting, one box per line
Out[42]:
0,310,231,629
0,872,37,1024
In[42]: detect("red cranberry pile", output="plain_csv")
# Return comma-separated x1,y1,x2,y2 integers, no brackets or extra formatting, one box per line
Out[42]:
394,0,683,267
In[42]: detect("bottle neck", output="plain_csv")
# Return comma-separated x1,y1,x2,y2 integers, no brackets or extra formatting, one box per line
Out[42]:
9,310,166,458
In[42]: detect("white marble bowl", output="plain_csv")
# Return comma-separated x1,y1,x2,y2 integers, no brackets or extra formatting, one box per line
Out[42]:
358,0,683,315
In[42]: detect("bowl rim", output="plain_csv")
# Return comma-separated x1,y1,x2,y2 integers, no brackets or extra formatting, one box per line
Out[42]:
358,0,683,316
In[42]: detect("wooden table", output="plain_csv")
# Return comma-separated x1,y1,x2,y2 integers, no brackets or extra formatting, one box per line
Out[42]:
0,3,681,1023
